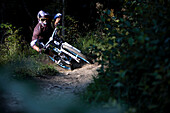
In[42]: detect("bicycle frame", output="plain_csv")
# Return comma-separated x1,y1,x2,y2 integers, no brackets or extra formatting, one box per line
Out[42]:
44,28,84,64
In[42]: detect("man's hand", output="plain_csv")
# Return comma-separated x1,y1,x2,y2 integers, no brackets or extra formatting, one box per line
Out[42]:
32,45,40,52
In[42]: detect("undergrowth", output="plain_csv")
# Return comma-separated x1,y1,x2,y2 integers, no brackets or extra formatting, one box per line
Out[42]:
0,23,58,78
81,1,170,113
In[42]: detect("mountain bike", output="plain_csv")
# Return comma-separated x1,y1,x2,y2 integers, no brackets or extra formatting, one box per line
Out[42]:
43,28,90,70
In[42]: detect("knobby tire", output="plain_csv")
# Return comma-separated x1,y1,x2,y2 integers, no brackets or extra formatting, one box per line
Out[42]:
62,44,90,64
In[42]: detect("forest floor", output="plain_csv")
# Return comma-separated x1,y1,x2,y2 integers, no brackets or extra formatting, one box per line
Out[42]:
5,61,124,113
5,62,103,113
37,62,100,99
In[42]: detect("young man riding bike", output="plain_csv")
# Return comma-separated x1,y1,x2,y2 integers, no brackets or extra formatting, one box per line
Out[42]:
30,10,62,53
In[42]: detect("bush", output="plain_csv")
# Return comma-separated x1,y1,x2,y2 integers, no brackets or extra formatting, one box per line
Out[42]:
12,56,58,78
0,23,58,78
0,23,22,63
83,1,170,113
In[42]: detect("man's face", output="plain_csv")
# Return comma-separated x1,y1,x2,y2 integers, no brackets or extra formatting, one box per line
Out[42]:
40,18,49,27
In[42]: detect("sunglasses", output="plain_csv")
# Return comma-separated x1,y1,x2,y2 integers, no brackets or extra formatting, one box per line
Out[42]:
40,18,49,22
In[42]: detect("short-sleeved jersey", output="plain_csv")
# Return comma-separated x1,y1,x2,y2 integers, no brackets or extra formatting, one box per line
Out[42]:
32,23,53,44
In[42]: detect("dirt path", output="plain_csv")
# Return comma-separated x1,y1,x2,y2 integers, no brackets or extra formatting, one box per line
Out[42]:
5,63,123,113
37,63,100,97
4,63,101,113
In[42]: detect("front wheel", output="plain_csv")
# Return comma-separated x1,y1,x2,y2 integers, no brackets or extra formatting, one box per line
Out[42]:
62,44,90,64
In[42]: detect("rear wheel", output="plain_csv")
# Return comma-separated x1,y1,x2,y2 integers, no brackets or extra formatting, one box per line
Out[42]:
49,55,72,70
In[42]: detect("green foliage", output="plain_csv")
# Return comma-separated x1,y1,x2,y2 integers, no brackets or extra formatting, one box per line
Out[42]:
64,15,80,43
0,23,58,78
83,0,170,113
54,15,81,44
0,23,25,64
12,56,58,78
76,31,103,57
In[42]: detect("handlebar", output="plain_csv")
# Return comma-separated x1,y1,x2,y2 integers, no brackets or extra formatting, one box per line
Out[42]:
43,27,58,49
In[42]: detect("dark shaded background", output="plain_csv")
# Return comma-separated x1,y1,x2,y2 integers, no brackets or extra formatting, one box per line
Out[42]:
0,0,123,42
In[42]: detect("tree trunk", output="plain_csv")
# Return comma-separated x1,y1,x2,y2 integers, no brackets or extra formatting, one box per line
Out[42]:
62,0,65,38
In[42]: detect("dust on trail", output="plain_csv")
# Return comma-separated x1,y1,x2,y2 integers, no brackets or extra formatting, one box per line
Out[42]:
34,63,124,113
37,63,100,97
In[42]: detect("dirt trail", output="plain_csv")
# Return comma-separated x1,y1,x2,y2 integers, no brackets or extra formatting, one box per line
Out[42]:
5,63,124,113
37,63,100,97
5,63,100,113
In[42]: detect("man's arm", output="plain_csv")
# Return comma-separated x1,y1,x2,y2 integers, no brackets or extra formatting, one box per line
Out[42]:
31,24,41,52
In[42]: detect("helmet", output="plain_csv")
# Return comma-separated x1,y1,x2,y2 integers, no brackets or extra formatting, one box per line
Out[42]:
37,10,50,27
54,13,62,20
37,10,50,20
